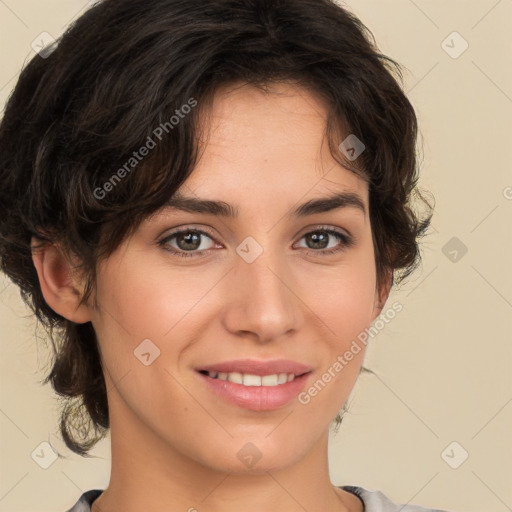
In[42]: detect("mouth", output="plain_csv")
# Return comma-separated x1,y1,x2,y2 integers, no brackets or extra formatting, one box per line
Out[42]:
197,369,305,387
195,359,313,410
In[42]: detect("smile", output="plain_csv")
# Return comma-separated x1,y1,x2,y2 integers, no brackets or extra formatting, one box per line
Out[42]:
195,361,313,410
199,370,297,387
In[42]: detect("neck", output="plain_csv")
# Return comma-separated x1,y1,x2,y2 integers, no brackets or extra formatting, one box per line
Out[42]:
91,398,361,512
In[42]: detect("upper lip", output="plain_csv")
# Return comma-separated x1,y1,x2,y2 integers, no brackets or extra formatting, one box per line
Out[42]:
196,359,312,376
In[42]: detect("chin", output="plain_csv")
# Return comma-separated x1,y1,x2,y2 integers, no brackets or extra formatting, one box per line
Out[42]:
194,434,313,474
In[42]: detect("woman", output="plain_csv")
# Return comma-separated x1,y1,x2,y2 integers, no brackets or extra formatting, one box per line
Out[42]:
0,0,443,510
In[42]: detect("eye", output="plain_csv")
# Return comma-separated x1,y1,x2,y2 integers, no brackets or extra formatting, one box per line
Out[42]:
158,228,217,258
294,227,354,256
158,225,354,259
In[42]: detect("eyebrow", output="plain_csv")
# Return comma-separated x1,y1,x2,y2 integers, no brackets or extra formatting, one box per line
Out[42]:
164,191,366,218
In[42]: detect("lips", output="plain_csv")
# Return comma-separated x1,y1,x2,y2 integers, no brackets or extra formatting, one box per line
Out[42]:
195,359,313,411
196,358,312,376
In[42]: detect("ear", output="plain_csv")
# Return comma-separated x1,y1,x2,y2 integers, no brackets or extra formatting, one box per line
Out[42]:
370,269,392,323
31,238,92,324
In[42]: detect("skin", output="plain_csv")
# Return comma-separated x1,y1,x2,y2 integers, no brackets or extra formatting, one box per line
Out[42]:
32,81,391,512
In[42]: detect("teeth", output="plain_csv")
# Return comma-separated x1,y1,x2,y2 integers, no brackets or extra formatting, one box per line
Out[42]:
205,371,296,387
228,372,243,384
243,373,261,386
261,374,278,386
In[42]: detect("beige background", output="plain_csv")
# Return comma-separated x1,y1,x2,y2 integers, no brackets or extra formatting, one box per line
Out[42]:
1,1,511,511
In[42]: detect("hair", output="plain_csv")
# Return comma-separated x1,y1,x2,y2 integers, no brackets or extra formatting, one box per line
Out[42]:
0,0,432,456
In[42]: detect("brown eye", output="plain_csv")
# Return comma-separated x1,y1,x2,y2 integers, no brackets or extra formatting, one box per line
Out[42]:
295,228,354,256
159,228,216,258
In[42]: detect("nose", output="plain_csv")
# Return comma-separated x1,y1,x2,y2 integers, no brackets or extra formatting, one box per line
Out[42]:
220,241,303,344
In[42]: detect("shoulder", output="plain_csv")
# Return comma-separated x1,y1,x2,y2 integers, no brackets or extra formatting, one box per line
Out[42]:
64,489,103,512
340,485,450,512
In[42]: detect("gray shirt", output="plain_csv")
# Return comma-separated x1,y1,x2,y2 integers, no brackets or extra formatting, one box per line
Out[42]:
65,487,449,511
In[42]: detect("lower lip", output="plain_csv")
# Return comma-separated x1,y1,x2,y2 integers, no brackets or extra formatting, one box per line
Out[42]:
197,371,311,411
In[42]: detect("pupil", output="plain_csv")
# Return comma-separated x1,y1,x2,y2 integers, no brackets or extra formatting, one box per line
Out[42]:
179,232,200,250
309,232,327,249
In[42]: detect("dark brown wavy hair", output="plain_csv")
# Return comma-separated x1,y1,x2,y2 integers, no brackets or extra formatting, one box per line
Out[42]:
0,0,433,456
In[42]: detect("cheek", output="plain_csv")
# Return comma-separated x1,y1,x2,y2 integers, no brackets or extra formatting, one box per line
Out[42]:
295,262,376,418
90,252,232,408
299,249,378,343
90,256,210,424
93,253,223,343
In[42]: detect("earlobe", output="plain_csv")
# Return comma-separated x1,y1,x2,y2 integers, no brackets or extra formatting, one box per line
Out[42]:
31,238,91,324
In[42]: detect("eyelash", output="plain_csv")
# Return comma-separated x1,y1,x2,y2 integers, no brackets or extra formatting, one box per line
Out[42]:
158,225,354,259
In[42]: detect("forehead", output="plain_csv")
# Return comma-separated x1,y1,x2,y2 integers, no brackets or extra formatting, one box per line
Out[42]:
187,81,369,204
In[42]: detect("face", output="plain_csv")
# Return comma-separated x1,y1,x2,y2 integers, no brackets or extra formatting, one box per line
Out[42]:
86,81,388,474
